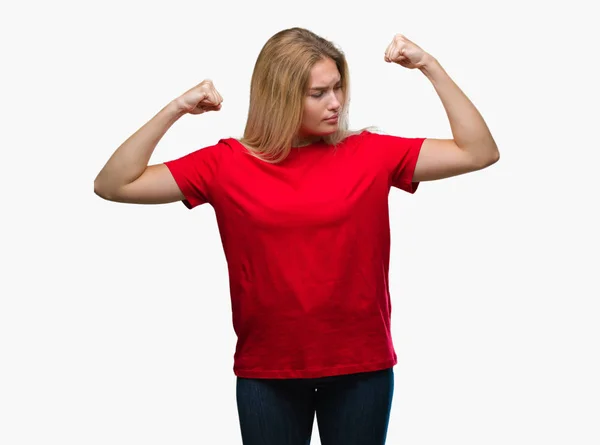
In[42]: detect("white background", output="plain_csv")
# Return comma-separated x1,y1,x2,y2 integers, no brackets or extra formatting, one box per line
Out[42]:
2,0,599,444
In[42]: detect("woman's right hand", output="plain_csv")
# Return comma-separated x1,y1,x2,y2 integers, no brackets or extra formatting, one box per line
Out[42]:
174,80,223,115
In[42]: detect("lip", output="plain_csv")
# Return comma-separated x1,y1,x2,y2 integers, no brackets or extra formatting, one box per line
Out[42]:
324,115,339,122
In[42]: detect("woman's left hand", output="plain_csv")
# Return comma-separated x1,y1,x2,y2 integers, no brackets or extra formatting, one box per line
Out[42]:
384,34,432,69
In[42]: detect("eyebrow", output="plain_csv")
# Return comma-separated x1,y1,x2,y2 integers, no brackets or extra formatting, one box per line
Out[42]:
309,79,342,91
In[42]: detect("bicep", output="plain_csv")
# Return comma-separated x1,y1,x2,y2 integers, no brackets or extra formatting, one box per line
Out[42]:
107,164,185,204
412,138,484,182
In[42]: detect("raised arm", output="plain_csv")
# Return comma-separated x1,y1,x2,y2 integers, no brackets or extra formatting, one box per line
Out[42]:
413,57,499,181
93,80,223,204
384,34,499,182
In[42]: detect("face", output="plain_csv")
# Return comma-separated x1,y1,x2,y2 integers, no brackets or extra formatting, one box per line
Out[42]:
296,57,344,144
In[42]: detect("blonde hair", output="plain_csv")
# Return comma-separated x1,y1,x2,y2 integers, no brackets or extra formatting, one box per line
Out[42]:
238,27,376,163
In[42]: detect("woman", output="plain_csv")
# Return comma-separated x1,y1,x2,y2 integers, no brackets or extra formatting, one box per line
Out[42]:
94,27,498,445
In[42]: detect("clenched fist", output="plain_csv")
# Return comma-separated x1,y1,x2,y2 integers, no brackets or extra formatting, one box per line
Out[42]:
384,34,431,70
175,79,223,115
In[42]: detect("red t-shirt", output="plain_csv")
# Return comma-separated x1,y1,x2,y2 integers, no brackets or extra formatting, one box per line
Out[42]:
164,130,425,379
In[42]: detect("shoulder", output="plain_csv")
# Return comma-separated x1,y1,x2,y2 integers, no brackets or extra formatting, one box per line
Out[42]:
218,137,258,158
217,137,243,150
343,128,414,149
358,128,417,143
333,128,377,150
190,137,238,162
360,129,426,154
164,138,237,175
343,128,408,152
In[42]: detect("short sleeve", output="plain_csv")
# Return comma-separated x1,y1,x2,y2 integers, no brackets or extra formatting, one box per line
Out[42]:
163,141,225,209
367,131,426,193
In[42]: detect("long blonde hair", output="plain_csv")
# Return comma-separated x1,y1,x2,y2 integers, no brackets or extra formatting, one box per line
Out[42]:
239,27,375,163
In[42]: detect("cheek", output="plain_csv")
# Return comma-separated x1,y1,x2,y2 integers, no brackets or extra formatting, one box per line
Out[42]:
302,103,321,125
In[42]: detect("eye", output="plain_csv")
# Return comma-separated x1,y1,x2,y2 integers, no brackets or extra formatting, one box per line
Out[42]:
310,85,342,98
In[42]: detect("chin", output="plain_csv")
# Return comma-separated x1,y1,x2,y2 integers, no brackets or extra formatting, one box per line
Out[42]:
318,125,338,134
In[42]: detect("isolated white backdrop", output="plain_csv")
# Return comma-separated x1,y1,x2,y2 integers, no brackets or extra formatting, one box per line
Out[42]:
2,0,599,444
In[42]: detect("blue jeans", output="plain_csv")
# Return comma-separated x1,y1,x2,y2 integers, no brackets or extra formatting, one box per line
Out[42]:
236,367,394,445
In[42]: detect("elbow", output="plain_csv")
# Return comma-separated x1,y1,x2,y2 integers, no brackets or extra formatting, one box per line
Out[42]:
94,180,113,201
488,148,500,166
477,145,500,170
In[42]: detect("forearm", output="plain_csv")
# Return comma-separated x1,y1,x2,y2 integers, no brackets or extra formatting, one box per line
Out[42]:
419,56,499,164
94,100,187,194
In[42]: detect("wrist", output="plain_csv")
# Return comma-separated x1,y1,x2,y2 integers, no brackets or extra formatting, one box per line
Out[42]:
418,55,443,78
170,97,191,117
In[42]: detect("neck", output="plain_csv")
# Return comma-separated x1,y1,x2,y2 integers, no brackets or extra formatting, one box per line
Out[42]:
292,135,323,148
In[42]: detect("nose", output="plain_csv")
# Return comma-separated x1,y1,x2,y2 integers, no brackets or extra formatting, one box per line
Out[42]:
327,92,341,111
